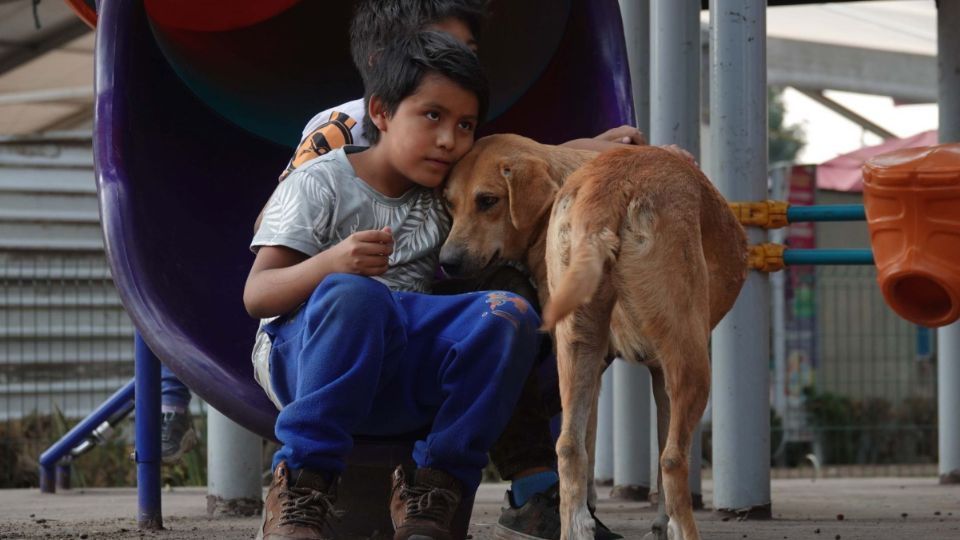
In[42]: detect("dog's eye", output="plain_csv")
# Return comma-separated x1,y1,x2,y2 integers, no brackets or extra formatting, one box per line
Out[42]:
476,194,500,211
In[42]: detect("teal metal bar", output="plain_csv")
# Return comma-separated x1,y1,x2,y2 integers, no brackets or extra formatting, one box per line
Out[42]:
784,249,874,265
787,204,865,222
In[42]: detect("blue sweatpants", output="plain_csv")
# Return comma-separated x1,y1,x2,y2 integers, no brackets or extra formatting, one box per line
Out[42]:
263,273,542,493
160,363,192,411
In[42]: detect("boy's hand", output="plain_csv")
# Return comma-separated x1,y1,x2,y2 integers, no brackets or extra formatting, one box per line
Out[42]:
594,125,647,145
661,144,699,167
329,227,394,276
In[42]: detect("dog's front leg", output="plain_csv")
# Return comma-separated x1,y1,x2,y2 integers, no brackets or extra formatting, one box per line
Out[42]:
555,316,607,540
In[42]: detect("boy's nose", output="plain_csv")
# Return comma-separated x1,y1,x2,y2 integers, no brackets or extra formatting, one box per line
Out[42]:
436,128,454,149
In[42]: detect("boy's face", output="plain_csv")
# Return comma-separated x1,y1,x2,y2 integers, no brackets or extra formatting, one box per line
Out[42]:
373,73,479,189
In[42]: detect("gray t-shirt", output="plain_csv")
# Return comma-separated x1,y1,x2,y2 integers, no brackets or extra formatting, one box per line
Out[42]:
252,146,450,293
250,147,450,408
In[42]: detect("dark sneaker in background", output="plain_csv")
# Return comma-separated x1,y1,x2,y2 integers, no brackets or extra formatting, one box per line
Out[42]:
495,482,623,540
160,411,198,464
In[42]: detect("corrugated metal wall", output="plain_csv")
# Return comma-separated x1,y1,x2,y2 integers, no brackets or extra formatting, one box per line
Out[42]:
0,134,134,421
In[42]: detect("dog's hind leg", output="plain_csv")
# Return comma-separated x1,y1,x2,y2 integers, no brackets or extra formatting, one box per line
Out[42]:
554,308,611,540
657,327,710,540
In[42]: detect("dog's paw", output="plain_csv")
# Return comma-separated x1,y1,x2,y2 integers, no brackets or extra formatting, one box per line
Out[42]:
643,515,672,540
667,519,682,540
567,506,596,540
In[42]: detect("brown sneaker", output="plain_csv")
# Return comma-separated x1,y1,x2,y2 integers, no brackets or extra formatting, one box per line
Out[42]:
257,460,339,540
390,466,462,540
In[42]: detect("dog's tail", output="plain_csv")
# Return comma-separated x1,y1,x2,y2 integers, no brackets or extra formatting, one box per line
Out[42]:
541,165,626,331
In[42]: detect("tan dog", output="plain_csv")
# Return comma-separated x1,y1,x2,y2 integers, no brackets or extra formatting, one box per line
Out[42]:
440,134,748,540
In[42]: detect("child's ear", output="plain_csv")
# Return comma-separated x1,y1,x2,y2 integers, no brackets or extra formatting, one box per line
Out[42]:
368,95,389,132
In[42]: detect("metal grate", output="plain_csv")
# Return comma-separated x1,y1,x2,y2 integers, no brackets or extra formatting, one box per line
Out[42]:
0,135,206,488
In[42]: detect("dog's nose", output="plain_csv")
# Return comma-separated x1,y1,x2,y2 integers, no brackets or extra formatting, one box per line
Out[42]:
439,247,465,278
439,259,463,278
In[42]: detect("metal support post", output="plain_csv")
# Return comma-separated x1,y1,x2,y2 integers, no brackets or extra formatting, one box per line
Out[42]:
611,0,654,500
709,0,772,517
937,0,960,486
651,0,703,504
134,334,163,530
207,406,264,515
56,463,71,491
612,360,651,499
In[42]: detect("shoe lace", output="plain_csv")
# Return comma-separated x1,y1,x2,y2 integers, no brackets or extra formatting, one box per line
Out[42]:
278,484,342,530
400,483,458,523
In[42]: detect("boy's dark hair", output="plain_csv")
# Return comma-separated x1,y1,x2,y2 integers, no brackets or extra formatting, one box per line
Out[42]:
362,31,488,145
349,0,488,80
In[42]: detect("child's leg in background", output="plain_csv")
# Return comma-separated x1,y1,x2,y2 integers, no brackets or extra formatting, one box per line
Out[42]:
160,363,192,413
266,273,541,494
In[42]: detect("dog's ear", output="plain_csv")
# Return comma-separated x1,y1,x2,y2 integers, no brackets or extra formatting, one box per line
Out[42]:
500,156,558,231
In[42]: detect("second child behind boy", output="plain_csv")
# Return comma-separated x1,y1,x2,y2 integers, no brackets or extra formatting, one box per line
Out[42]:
245,31,542,540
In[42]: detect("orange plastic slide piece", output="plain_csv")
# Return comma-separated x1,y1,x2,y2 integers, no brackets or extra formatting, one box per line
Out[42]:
863,143,960,327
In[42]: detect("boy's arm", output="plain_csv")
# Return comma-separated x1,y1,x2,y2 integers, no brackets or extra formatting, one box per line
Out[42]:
562,125,699,165
244,227,394,318
560,125,647,152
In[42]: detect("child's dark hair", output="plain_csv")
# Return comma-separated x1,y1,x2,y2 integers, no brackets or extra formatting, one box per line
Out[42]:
349,0,488,80
362,31,488,145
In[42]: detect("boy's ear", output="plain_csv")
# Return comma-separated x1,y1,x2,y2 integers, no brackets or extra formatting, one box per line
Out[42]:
501,156,558,232
368,95,389,132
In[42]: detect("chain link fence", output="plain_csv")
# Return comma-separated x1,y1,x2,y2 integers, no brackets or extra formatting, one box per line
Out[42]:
702,264,938,479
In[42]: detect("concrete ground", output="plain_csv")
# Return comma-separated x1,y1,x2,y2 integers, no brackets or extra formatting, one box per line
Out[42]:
1,477,958,540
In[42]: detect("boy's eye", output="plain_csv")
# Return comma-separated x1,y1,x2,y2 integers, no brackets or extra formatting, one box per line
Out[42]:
426,111,440,121
458,120,475,131
476,194,499,211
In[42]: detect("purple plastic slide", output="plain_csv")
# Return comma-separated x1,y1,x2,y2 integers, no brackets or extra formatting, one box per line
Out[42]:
94,0,634,439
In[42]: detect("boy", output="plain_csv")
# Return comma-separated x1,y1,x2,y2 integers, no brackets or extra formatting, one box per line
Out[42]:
246,31,541,540
257,3,629,539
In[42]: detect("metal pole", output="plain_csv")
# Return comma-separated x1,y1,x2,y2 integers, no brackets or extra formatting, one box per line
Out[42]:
610,0,654,500
709,0,772,516
595,368,614,485
39,378,136,493
612,360,652,499
786,204,865,222
651,0,703,504
783,249,874,266
651,0,700,153
937,0,960,485
207,406,264,515
770,170,787,427
134,334,163,530
620,0,651,133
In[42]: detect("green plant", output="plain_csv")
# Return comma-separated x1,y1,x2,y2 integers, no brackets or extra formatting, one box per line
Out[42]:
802,386,856,464
0,408,210,489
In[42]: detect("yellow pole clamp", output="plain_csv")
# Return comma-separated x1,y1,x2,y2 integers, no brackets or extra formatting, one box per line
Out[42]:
729,200,789,229
748,243,786,272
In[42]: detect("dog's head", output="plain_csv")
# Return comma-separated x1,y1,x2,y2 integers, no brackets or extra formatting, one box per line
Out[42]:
439,134,559,278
